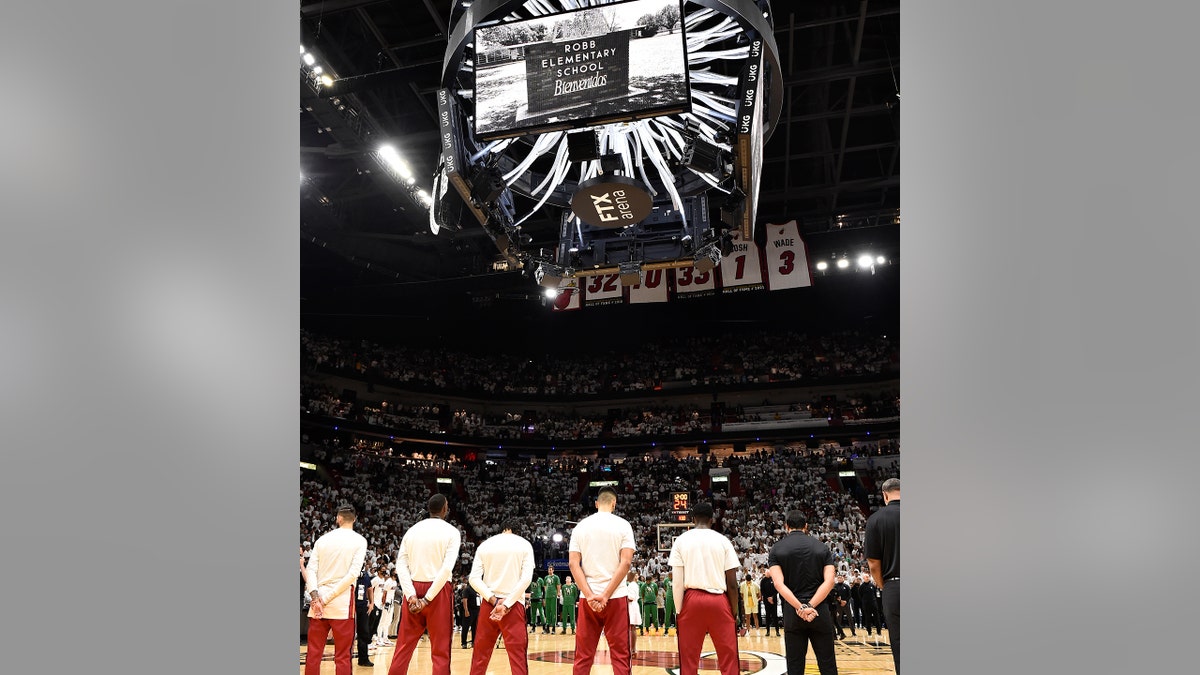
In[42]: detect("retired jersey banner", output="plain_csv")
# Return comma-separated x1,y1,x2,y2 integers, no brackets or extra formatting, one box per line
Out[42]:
581,271,624,306
764,220,813,290
672,264,717,298
628,268,669,304
550,277,581,311
719,229,765,294
551,218,816,310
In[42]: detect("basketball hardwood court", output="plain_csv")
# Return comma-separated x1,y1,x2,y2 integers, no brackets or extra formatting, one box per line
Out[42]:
301,628,897,674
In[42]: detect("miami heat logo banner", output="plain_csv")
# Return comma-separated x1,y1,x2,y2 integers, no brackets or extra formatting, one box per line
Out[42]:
550,277,582,311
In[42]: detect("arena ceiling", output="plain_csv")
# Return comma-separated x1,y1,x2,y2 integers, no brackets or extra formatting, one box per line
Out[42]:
300,0,899,325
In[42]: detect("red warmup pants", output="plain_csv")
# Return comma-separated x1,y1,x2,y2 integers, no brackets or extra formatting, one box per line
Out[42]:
305,614,355,675
676,589,740,675
470,599,529,675
572,594,631,675
387,581,452,675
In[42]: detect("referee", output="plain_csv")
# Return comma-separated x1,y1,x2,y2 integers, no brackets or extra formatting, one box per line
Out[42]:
767,509,838,675
864,478,900,673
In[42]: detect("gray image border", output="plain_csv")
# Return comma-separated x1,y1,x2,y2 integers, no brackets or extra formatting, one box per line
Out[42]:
1,1,1196,674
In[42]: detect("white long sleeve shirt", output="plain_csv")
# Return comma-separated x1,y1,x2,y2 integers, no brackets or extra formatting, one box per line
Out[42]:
396,517,461,601
668,527,740,610
468,532,534,609
305,526,368,620
371,574,386,608
568,511,636,599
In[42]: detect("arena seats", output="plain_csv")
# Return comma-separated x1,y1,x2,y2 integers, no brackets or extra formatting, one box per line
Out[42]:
300,443,899,580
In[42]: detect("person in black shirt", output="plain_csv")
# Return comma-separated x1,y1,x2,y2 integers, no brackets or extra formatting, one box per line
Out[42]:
848,575,862,634
858,576,882,636
453,580,465,644
301,547,310,642
759,573,781,637
830,575,852,639
864,478,900,673
459,579,480,648
353,564,374,667
768,510,838,675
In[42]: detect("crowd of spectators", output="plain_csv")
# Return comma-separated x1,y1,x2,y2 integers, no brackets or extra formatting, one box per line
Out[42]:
459,459,587,561
301,383,354,419
301,384,900,441
301,327,898,397
300,446,467,567
733,448,871,566
299,440,900,585
730,394,901,424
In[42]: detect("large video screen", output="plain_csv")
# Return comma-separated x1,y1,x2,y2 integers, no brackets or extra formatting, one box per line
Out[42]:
474,0,689,140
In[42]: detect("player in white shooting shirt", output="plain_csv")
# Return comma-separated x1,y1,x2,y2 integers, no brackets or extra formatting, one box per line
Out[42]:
467,518,535,675
389,493,461,675
669,502,742,675
568,487,636,675
304,502,368,675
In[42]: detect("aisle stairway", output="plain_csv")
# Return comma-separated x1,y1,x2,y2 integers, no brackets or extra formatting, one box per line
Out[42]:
860,473,877,493
851,472,874,517
729,469,745,497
